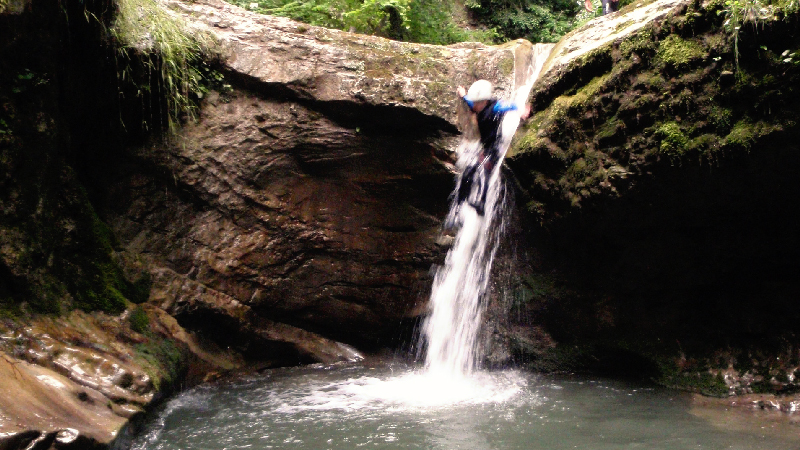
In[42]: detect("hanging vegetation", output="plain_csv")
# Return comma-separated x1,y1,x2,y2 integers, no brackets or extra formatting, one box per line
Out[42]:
110,0,218,131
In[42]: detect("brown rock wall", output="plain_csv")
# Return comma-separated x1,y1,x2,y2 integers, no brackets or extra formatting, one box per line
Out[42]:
102,1,540,354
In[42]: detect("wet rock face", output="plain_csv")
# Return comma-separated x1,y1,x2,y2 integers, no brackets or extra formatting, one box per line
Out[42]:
108,89,456,350
100,0,538,354
506,0,800,385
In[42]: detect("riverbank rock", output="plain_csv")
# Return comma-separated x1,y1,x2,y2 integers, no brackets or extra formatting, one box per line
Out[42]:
0,308,238,448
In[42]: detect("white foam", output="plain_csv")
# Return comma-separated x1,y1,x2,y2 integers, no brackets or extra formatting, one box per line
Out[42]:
268,369,530,414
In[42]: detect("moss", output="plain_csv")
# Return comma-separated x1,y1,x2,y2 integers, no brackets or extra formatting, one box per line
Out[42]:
703,33,729,54
509,123,546,156
656,34,708,69
69,207,130,314
130,273,152,304
574,73,612,102
676,371,730,397
655,121,688,156
653,358,730,397
708,105,732,130
541,73,612,127
686,133,721,157
750,379,775,394
135,336,185,391
614,19,635,34
637,72,666,90
619,27,657,58
595,118,623,142
723,120,758,150
499,54,515,77
357,41,448,83
129,306,150,333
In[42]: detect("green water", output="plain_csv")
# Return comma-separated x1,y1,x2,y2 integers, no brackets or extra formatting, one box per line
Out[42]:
129,361,799,450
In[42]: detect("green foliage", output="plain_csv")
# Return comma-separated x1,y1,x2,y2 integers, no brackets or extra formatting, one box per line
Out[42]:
129,306,150,333
403,0,499,44
111,0,217,131
467,0,580,43
344,0,410,37
235,0,411,37
228,0,588,44
717,0,800,71
232,0,497,44
574,0,603,28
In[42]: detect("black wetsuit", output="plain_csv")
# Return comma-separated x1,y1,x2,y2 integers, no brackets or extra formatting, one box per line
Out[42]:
457,98,517,215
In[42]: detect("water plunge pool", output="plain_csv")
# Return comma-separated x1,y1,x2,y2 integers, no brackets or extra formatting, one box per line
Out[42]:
129,360,798,450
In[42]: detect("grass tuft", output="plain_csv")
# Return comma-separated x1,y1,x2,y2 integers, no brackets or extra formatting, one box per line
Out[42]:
112,0,217,131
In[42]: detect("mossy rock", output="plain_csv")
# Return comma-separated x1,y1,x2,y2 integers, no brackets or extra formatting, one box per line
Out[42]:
129,305,150,334
655,121,689,156
655,34,707,69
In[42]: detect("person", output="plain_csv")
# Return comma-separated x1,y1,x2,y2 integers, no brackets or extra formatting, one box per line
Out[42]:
584,0,617,15
454,79,531,215
601,0,618,14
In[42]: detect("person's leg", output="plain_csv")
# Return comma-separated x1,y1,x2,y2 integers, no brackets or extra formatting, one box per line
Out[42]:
457,163,478,204
470,145,502,215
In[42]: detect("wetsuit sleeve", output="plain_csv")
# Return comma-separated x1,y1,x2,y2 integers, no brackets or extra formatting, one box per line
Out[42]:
462,96,475,111
492,102,519,113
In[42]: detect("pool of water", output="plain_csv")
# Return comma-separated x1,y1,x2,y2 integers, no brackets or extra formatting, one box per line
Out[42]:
129,361,799,450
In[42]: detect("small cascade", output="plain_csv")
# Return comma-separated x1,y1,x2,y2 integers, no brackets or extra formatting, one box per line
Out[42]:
421,43,555,379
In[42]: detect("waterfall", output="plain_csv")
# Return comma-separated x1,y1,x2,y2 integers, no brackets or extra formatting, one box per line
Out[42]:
421,43,554,378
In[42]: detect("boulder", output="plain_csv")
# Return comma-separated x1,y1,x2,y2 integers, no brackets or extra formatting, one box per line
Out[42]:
105,0,540,353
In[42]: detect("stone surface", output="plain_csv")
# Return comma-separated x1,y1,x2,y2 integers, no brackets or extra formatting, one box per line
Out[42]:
0,309,220,446
102,0,541,356
165,0,524,127
538,0,687,78
505,0,800,388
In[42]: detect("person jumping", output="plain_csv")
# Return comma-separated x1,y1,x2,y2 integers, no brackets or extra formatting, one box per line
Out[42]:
455,80,531,215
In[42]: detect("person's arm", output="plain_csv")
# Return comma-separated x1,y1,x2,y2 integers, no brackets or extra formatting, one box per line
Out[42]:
457,85,475,111
493,101,532,120
492,102,518,113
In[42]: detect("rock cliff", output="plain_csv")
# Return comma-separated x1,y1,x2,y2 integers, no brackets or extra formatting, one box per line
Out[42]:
105,0,542,355
504,0,800,395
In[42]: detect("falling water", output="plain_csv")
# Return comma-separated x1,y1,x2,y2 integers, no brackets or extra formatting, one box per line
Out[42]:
421,43,554,378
